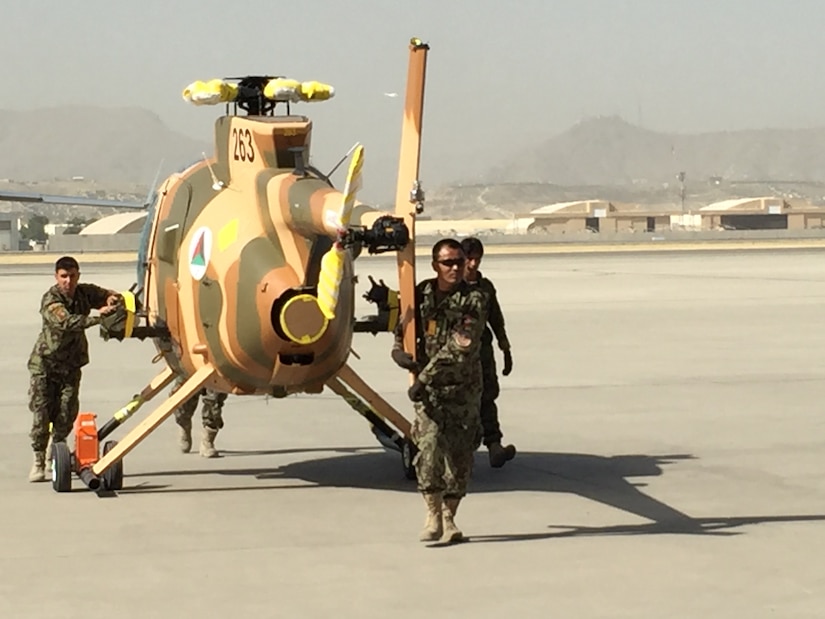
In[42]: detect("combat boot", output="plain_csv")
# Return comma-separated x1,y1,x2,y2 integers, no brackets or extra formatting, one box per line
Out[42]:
488,442,506,467
199,428,219,458
28,451,46,483
419,492,443,542
441,497,463,543
177,421,192,453
488,442,517,468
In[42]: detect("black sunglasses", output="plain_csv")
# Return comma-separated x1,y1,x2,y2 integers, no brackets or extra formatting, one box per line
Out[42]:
437,258,465,268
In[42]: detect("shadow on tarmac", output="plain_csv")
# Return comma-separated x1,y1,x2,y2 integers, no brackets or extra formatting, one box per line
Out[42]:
115,447,825,539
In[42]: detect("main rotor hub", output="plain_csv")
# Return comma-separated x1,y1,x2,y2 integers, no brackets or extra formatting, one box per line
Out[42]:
182,75,335,116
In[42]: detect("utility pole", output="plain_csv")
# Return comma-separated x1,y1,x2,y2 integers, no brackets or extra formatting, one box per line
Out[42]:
677,171,686,212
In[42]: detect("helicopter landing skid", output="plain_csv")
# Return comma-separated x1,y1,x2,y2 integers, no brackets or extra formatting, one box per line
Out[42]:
326,363,416,480
87,365,217,487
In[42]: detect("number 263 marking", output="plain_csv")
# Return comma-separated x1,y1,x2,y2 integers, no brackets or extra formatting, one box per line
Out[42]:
232,128,255,162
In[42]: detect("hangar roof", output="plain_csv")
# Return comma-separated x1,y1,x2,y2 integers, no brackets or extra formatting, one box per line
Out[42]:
530,200,614,216
699,197,785,212
80,212,148,235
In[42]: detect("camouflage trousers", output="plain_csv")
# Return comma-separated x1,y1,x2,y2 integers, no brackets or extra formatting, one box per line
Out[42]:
171,380,226,432
480,343,502,447
28,368,81,452
411,388,482,499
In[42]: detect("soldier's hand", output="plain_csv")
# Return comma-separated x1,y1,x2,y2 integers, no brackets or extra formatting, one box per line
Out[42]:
503,349,513,376
407,379,426,402
391,349,419,372
99,304,118,316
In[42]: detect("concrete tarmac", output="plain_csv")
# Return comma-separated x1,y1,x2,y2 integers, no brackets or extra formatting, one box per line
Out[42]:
1,250,825,618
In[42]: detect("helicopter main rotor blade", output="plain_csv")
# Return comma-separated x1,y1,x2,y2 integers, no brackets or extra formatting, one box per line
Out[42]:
316,143,365,320
0,190,148,209
393,38,429,365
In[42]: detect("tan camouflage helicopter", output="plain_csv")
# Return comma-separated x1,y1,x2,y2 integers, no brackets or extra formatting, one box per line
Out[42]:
0,38,429,493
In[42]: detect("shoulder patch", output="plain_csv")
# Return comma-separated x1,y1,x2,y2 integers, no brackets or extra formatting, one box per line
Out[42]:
47,302,68,322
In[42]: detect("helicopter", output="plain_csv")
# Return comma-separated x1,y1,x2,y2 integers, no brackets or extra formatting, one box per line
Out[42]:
0,37,430,493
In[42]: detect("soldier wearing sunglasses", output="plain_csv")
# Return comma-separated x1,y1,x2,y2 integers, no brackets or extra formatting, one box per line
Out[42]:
391,238,486,544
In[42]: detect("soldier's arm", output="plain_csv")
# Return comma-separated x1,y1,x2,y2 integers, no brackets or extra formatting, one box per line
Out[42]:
78,282,120,309
390,284,423,371
41,297,102,332
392,319,404,352
417,290,486,385
486,281,511,351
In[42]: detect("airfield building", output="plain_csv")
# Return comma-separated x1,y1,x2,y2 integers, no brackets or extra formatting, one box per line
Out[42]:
0,214,21,251
526,200,671,234
698,197,825,230
47,212,146,252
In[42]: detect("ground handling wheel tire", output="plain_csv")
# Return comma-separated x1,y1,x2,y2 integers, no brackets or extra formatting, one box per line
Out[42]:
102,440,123,491
51,441,72,493
401,439,418,481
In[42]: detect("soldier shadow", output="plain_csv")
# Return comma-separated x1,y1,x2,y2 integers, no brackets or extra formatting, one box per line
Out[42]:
119,448,825,538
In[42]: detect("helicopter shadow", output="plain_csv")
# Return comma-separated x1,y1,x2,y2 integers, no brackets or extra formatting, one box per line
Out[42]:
120,447,825,538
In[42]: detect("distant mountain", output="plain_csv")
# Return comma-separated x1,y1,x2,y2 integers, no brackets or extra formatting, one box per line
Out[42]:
486,115,825,186
5,107,825,222
0,105,210,184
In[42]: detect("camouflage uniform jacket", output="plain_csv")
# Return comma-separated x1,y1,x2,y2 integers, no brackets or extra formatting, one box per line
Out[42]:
467,272,510,351
394,279,486,390
27,283,111,374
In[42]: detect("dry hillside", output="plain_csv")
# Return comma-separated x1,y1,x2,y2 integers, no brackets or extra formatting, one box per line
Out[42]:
487,115,825,187
427,116,825,217
2,107,825,222
0,106,209,184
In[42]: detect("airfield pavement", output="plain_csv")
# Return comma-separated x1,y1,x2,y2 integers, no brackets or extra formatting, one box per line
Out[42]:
1,249,825,618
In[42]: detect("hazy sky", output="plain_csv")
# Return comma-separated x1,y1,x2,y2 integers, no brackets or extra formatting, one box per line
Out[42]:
3,0,825,201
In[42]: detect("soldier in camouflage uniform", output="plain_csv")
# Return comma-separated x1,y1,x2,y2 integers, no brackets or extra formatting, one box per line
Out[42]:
27,256,121,482
461,237,516,468
391,238,486,544
170,375,227,458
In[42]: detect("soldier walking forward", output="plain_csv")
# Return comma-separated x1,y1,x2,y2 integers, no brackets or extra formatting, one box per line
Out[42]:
27,256,120,482
392,238,486,543
460,237,516,468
